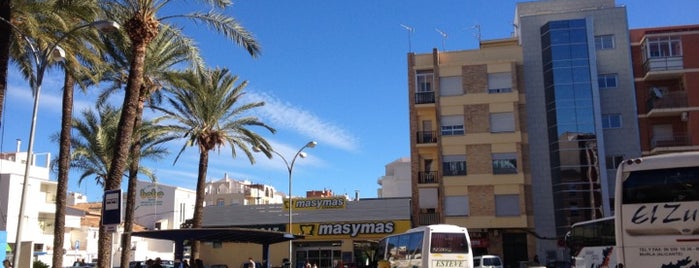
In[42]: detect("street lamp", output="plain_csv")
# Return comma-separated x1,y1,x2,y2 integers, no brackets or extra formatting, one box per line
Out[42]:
0,18,120,268
255,141,317,268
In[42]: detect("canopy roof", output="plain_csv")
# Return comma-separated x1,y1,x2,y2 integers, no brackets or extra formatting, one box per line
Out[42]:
130,227,300,245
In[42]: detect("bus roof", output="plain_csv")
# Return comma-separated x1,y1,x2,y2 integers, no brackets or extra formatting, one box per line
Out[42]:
405,224,468,233
620,152,699,172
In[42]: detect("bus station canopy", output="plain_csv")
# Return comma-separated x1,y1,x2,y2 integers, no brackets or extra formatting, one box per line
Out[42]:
131,227,300,245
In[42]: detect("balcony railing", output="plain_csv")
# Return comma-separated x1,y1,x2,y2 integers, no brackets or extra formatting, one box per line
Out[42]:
417,212,440,226
644,56,684,73
418,171,439,184
416,131,437,144
415,91,435,104
646,91,688,112
651,133,691,148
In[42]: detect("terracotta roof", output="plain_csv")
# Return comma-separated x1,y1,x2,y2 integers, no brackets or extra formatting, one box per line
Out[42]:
70,202,147,231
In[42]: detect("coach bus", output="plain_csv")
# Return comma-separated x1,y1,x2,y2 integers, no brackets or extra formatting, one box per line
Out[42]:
614,152,699,267
376,224,473,268
566,216,617,268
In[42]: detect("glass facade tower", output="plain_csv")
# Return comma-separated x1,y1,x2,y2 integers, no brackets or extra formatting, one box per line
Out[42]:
541,19,604,234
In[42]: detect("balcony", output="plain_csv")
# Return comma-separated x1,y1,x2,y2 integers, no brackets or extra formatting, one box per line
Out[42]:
643,56,684,81
417,212,440,226
416,131,437,144
645,91,688,117
415,91,435,104
651,133,691,148
418,171,439,184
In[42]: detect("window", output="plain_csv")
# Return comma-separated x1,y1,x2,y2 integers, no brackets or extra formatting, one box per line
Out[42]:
495,195,520,216
602,114,622,129
416,71,434,92
442,155,466,176
419,188,438,208
441,115,464,135
490,112,515,133
488,72,513,93
645,36,681,58
492,153,518,174
594,35,614,50
440,76,463,96
445,196,469,216
606,154,625,170
216,198,225,206
598,74,617,88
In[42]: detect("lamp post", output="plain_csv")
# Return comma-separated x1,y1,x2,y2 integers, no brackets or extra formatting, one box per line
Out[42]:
257,141,317,268
0,18,120,268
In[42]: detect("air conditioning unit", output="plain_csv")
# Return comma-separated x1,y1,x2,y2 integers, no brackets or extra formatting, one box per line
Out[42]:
681,112,688,122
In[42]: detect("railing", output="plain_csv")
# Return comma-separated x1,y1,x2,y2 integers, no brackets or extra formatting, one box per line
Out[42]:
646,91,688,111
415,91,435,104
416,131,437,144
418,171,439,184
651,133,690,148
644,56,683,73
417,212,440,226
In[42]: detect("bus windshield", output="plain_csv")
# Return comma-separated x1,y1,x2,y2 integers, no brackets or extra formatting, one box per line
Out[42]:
430,233,470,254
622,166,699,204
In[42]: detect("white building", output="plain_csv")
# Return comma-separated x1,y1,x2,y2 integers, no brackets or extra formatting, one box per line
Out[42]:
204,174,285,206
376,157,411,198
0,146,198,267
0,149,67,267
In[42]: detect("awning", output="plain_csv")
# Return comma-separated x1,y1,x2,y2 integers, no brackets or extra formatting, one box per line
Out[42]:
130,227,301,245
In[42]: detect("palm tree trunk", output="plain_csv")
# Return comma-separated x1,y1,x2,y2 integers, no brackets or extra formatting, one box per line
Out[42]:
0,0,11,126
53,69,75,268
190,150,209,267
99,35,149,268
120,85,147,268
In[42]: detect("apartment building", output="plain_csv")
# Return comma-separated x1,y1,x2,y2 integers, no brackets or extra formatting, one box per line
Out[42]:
408,38,534,267
377,157,411,198
204,174,285,206
514,0,642,261
630,24,699,155
0,149,57,267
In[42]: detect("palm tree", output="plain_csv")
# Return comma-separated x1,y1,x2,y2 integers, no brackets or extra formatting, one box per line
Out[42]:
0,0,10,124
69,104,170,187
95,24,203,267
1,2,114,267
96,2,259,264
155,68,275,264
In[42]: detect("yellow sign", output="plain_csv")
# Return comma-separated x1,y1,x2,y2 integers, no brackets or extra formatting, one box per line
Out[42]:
284,197,346,210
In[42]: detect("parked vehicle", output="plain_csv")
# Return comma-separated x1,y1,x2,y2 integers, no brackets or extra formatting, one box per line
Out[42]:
473,255,503,268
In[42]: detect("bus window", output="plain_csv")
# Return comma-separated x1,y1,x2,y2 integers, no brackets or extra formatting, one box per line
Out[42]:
430,233,470,254
623,166,699,204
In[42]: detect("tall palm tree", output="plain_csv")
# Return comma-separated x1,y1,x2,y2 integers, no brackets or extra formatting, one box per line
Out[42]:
96,2,259,264
95,24,203,267
0,0,10,124
156,68,274,264
2,2,113,267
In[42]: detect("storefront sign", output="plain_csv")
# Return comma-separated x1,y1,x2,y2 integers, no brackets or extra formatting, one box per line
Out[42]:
285,197,346,210
139,185,165,207
295,220,412,239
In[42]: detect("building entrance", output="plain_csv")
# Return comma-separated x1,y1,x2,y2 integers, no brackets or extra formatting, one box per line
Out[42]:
295,242,342,268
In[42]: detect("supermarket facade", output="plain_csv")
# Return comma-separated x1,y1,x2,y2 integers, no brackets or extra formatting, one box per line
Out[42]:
198,197,412,268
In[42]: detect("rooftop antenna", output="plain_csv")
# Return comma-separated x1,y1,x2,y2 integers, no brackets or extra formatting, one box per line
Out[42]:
400,24,414,52
435,28,448,51
472,24,482,43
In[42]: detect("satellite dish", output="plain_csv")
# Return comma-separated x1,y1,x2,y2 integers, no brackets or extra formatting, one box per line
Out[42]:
651,87,664,98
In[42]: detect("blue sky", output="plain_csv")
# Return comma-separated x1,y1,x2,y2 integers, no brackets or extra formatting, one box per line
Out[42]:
3,0,698,202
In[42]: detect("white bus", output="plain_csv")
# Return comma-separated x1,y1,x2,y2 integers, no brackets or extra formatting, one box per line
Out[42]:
566,216,617,268
614,152,699,267
376,224,473,268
